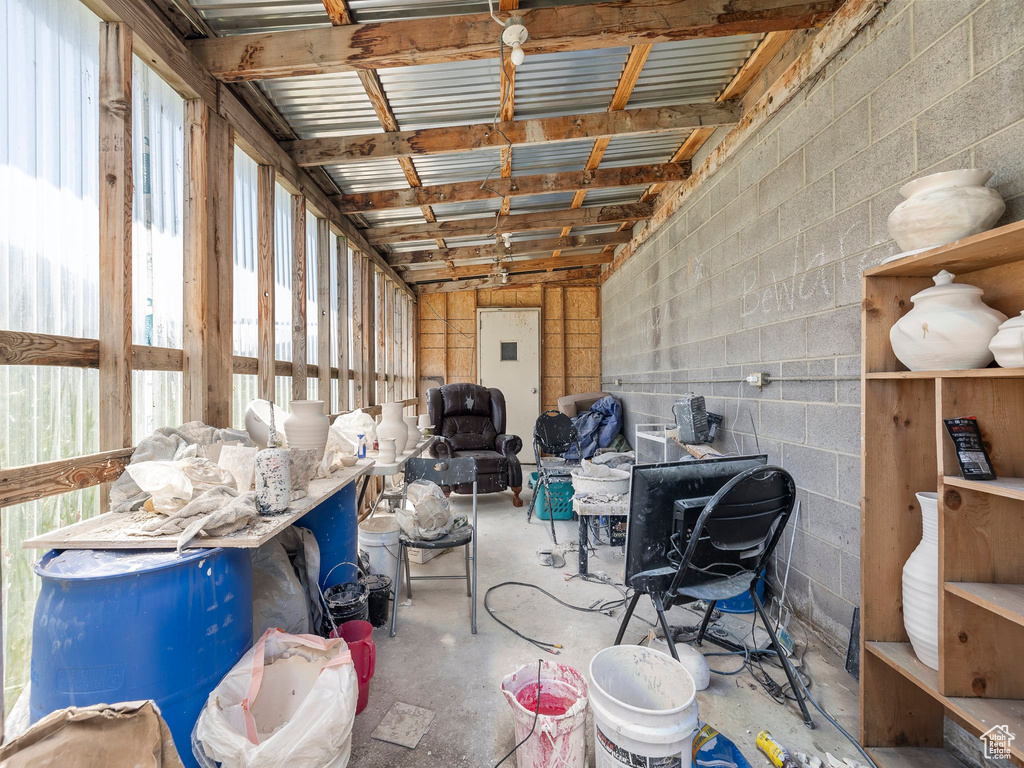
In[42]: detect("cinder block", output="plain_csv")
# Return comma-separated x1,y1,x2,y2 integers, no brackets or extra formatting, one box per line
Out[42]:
835,124,915,210
781,358,837,403
841,551,861,603
778,80,834,161
699,336,725,367
807,581,855,651
760,317,807,362
739,209,780,261
971,0,1024,73
806,305,861,357
723,184,759,238
779,174,834,240
710,167,740,215
804,203,871,271
805,99,870,183
976,117,1024,202
837,452,860,507
917,47,1024,169
913,0,982,52
687,192,712,235
760,400,806,443
835,245,894,307
832,8,911,117
738,133,779,193
758,150,805,212
789,529,843,595
711,257,757,306
871,19,970,141
806,403,861,455
758,234,803,288
725,327,760,365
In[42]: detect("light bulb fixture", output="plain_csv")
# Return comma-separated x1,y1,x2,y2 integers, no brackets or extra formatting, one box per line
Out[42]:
501,232,513,248
501,270,510,284
501,18,529,68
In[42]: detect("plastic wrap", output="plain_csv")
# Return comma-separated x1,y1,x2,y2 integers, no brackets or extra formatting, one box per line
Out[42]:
396,480,453,540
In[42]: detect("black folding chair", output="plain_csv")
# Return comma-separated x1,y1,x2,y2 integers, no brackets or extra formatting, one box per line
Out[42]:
527,410,581,544
613,465,813,728
390,457,478,637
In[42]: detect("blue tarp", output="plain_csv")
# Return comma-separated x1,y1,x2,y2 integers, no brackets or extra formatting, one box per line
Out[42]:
564,396,622,460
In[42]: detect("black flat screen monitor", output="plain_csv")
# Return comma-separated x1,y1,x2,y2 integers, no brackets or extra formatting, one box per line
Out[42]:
625,455,768,583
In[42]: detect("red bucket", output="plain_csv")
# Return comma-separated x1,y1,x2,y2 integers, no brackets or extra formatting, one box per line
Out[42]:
330,619,375,713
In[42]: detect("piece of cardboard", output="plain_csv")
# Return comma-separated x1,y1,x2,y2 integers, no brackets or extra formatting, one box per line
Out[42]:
370,702,435,749
0,700,184,768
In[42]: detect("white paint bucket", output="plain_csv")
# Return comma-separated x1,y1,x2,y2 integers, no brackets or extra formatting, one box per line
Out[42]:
589,645,699,768
358,516,400,592
501,661,589,768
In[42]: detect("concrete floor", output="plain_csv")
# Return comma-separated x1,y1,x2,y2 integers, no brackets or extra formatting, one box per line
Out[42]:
350,486,861,768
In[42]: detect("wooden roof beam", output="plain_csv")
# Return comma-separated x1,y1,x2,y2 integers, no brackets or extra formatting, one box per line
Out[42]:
191,0,843,82
416,267,601,294
366,202,652,244
334,163,689,213
388,232,631,266
406,251,613,283
286,103,739,166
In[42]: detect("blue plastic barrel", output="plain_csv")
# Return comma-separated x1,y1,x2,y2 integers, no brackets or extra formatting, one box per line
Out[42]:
31,547,253,767
718,574,766,614
297,481,358,589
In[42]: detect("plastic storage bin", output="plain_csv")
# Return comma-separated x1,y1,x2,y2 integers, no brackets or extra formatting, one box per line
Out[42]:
530,471,575,521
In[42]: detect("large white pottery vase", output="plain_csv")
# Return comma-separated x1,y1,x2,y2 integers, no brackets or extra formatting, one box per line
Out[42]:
245,399,291,449
377,402,408,455
903,492,940,671
989,311,1024,368
284,400,330,459
404,416,420,449
887,169,1005,252
889,270,1006,370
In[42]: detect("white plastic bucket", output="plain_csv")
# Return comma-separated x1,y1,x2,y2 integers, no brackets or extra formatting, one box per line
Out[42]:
358,516,400,593
501,661,589,768
589,646,699,768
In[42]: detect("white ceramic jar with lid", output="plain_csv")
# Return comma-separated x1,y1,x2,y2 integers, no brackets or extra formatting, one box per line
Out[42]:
889,270,1007,371
989,311,1024,368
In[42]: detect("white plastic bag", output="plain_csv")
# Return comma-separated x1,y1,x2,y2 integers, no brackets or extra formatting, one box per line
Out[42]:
194,629,357,768
125,461,193,513
396,480,453,540
332,411,376,449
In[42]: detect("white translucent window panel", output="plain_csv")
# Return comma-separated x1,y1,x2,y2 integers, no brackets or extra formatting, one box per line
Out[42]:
132,369,183,443
233,146,259,357
274,183,293,370
306,211,319,368
233,373,258,430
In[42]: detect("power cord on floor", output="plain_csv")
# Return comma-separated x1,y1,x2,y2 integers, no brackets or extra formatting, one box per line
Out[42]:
493,659,542,767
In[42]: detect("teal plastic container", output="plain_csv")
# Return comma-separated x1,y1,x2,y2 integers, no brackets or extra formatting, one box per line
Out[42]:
530,472,575,521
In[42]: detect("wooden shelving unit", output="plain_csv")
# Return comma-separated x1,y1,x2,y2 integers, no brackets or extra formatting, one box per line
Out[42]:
860,219,1024,767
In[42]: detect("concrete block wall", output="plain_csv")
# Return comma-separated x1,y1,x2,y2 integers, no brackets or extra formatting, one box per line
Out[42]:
601,0,1024,650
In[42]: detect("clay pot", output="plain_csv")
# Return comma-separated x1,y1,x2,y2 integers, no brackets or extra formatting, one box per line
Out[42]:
245,399,292,449
889,270,1006,370
989,311,1024,368
404,416,420,449
903,492,939,670
284,400,330,459
417,414,431,435
887,169,1005,252
376,402,408,455
377,438,397,465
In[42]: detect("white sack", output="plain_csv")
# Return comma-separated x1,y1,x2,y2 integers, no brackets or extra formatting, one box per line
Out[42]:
396,480,453,540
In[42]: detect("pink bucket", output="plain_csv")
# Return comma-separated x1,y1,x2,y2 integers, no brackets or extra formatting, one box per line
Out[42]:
330,620,375,714
500,662,588,768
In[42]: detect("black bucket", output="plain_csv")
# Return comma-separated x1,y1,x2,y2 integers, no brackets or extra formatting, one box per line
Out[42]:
360,574,393,629
324,582,369,632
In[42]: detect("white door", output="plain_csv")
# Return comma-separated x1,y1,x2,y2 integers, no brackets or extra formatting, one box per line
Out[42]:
478,308,542,464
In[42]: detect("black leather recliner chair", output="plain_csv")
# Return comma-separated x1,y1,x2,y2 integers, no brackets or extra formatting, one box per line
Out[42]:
426,384,524,507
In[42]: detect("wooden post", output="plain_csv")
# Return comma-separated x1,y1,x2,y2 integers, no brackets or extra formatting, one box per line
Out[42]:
363,260,375,405
441,294,449,385
183,100,234,427
257,165,276,401
560,286,568,400
336,236,350,411
291,195,307,401
99,22,133,463
317,218,331,407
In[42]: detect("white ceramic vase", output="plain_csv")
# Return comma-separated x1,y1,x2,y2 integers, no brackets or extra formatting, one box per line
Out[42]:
377,437,397,465
887,169,1005,252
417,414,431,434
889,270,1006,370
244,399,291,449
284,400,330,459
377,402,408,455
404,416,420,449
903,492,940,671
989,311,1024,368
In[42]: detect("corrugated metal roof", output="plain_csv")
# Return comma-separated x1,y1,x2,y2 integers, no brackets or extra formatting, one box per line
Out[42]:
192,1,330,35
377,59,500,130
577,185,647,206
347,0,599,23
412,149,502,186
601,131,692,167
324,158,409,194
258,73,381,138
627,36,764,108
510,191,576,214
360,207,426,226
432,198,502,220
514,47,630,119
511,139,595,175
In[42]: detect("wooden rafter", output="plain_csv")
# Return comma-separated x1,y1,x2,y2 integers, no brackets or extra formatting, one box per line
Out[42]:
190,0,842,81
365,202,652,244
416,266,601,294
333,163,689,212
406,251,613,283
718,30,796,101
285,103,739,166
321,0,354,25
387,232,631,266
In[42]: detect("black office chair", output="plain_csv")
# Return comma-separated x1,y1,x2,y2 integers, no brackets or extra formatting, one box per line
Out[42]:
527,410,581,544
390,457,478,637
613,465,812,727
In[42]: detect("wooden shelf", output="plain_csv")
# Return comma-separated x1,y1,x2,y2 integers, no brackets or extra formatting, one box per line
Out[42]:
946,582,1024,628
944,475,1024,502
864,219,1024,278
867,642,1024,758
868,748,968,768
866,368,1024,379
